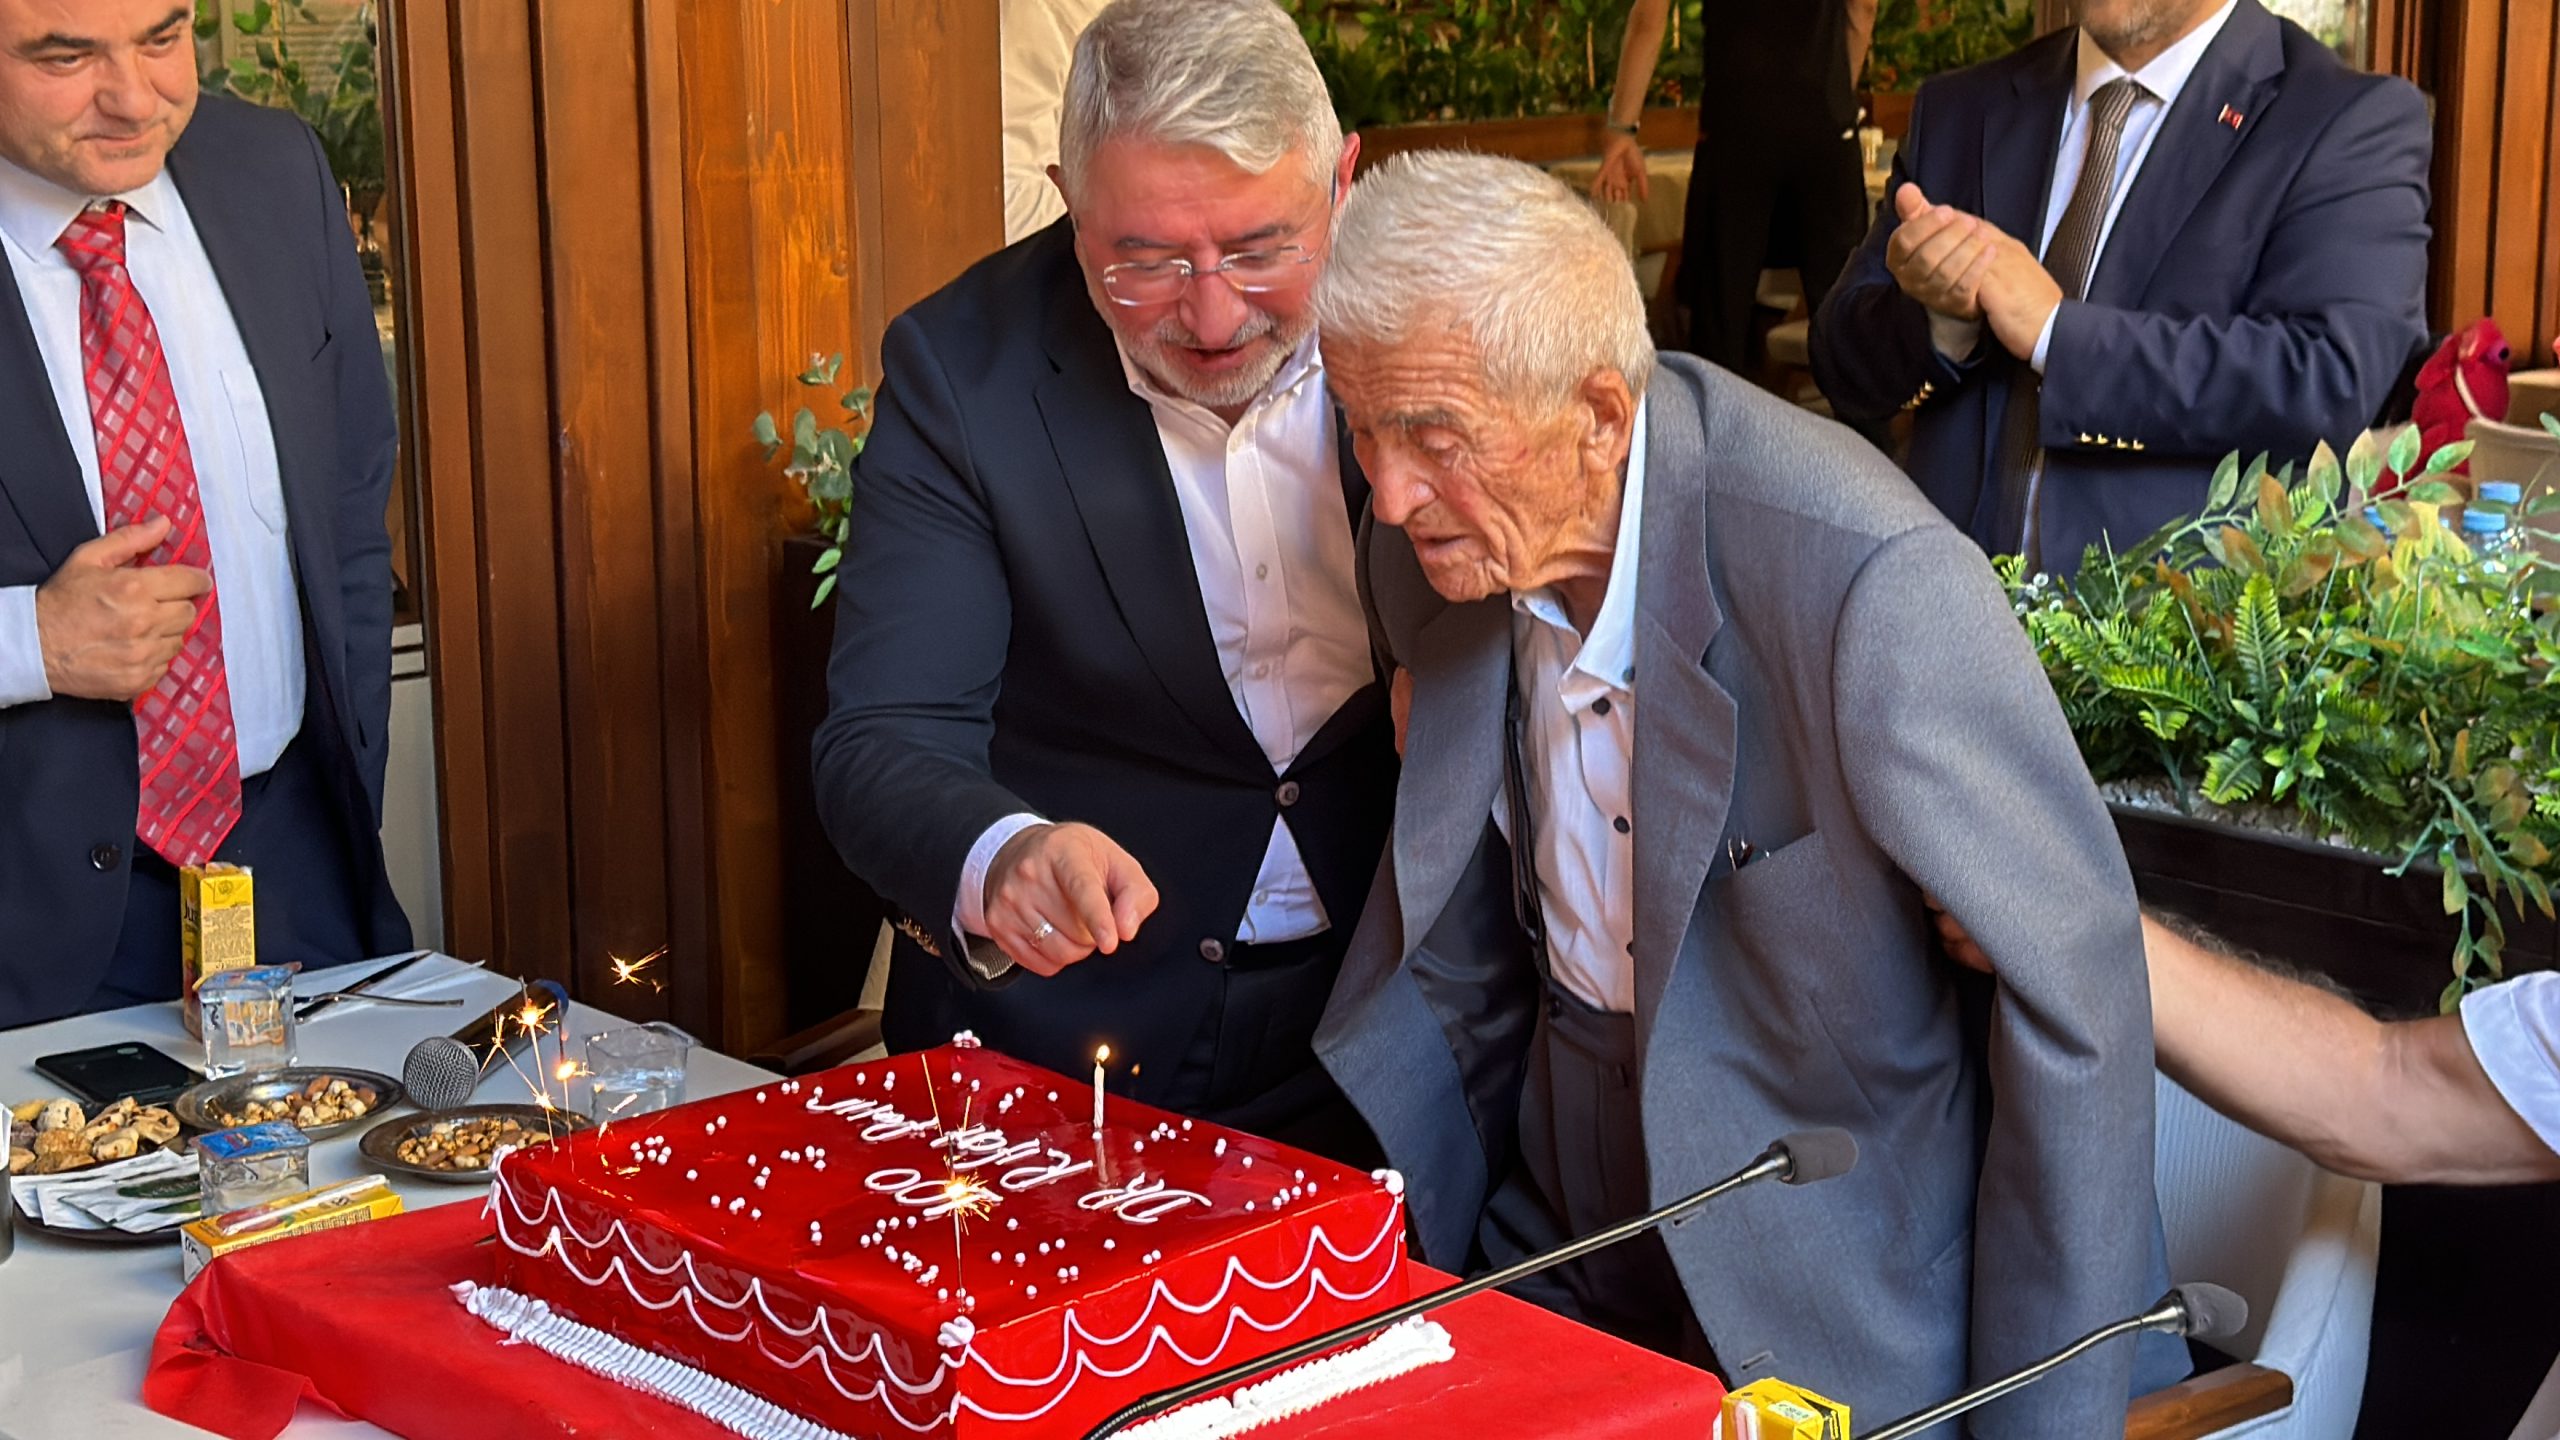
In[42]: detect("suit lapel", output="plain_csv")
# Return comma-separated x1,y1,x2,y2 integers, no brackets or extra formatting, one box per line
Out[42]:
1033,276,1265,763
2090,0,2285,308
1630,372,1737,1036
1983,34,2076,247
0,227,100,572
1393,595,1508,957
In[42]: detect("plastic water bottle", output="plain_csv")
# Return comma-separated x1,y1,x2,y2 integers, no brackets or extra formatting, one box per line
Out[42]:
2463,506,2515,581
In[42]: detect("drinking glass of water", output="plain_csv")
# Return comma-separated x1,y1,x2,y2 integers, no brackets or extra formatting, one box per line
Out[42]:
582,1023,695,1121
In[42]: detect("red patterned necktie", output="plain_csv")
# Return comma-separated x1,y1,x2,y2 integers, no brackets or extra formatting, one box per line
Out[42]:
57,201,241,868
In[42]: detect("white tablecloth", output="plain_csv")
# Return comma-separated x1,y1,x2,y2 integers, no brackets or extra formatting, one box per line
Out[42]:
0,956,775,1439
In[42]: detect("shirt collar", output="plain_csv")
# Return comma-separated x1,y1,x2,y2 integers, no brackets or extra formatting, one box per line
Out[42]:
2072,0,2240,113
0,152,176,261
1115,326,1324,417
1514,395,1648,695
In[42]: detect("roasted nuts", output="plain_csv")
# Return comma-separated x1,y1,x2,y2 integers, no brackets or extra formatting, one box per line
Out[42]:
394,1115,556,1172
212,1076,378,1132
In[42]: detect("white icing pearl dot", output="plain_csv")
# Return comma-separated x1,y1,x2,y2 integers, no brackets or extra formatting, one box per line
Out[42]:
1046,1092,1058,1102
938,1289,949,1300
1134,1141,1145,1152
1037,1242,1050,1255
1014,1253,1026,1265
1214,1139,1227,1156
1027,1285,1038,1297
751,1208,762,1220
1103,1239,1115,1251
1006,1218,1018,1231
748,1155,758,1167
686,1169,698,1181
1241,1156,1253,1168
709,1194,722,1206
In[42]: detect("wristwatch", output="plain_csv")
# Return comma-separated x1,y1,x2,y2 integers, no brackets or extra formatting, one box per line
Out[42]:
1604,120,1641,138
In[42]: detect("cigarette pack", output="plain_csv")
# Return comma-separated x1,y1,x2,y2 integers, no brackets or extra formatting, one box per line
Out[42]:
180,1175,404,1281
1724,1378,1851,1439
180,864,257,1040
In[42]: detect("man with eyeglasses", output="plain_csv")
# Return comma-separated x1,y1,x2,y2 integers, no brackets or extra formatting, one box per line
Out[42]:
812,0,1391,1163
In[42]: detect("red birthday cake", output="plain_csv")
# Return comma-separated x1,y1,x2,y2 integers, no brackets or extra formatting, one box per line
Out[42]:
481,1039,1414,1437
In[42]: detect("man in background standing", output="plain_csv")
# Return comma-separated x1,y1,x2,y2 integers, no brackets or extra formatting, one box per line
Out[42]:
0,0,409,1028
1811,0,2428,572
1591,0,1877,375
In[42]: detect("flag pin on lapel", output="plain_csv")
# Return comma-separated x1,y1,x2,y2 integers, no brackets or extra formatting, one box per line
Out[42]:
2217,104,2244,130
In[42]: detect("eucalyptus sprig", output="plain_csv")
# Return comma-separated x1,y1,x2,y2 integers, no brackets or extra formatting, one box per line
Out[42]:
2010,423,2560,1007
755,354,871,609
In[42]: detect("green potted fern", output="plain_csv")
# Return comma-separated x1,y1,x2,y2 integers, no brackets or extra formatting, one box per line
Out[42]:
2010,420,2560,1012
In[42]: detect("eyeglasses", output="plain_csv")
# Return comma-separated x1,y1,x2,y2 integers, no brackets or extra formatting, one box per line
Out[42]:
1100,246,1318,307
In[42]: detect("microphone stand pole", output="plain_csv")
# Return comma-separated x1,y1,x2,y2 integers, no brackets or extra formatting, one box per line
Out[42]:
1862,1293,2192,1440
1078,1142,1797,1440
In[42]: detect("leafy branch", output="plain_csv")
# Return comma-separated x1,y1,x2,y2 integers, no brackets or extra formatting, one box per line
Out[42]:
2012,423,2560,1006
754,355,871,609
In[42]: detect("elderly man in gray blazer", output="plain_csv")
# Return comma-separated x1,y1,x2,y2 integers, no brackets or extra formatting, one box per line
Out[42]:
1312,151,2185,1435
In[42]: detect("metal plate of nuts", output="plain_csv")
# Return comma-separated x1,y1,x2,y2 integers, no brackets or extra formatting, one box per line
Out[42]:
176,1069,405,1139
356,1105,592,1185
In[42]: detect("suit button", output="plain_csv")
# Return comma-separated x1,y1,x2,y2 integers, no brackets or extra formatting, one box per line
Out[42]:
1199,938,1227,964
90,842,123,871
1275,780,1302,807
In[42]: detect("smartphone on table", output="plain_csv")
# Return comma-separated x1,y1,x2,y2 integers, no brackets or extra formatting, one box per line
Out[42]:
31,1042,201,1108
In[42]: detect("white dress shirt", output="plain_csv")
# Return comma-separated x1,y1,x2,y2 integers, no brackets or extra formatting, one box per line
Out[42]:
955,331,1372,957
0,157,302,776
1000,0,1111,243
1494,405,1648,1015
2459,973,2560,1440
1929,0,2241,368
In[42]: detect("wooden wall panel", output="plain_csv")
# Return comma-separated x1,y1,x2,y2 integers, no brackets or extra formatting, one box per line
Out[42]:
2431,0,2560,365
386,0,1001,1049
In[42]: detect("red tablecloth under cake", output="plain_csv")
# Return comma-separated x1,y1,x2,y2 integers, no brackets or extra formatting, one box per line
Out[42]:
144,1203,1725,1439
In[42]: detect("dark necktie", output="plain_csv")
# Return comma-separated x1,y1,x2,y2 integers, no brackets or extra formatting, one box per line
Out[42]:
57,201,243,867
1992,77,2148,572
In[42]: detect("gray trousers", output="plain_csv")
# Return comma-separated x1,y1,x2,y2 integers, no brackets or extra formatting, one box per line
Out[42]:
1476,983,1719,1370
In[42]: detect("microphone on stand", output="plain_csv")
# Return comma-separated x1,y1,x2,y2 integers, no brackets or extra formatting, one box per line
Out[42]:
1860,1282,2249,1440
1079,1128,1859,1440
402,980,570,1111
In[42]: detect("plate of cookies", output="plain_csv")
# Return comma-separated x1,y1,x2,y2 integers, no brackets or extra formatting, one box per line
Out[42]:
9,1095,185,1178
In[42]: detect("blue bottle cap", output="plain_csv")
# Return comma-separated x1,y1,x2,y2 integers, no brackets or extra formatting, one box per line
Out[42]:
2480,481,2525,505
2461,509,2505,534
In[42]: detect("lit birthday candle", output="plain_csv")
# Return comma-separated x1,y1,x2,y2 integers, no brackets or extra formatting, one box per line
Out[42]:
1092,1044,1111,1136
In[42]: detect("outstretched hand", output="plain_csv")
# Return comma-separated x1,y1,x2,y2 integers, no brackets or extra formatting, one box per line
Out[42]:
980,822,1161,976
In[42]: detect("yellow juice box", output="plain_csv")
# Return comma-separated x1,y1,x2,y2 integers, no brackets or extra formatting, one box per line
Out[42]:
180,864,257,1039
1724,1378,1852,1440
180,1175,404,1282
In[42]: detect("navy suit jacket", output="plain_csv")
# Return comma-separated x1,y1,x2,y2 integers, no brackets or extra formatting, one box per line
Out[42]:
0,96,408,1028
1811,0,2431,570
809,222,1397,1107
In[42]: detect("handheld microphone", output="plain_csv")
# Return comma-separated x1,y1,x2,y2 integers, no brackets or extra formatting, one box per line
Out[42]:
401,980,570,1111
1861,1282,2248,1440
1078,1128,1858,1440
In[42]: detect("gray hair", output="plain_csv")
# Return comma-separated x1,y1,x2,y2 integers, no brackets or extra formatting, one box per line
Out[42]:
1057,0,1343,204
1314,151,1655,409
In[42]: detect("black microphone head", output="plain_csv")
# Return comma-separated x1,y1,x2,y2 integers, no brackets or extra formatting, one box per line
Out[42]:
2172,1283,2249,1340
1775,1128,1858,1185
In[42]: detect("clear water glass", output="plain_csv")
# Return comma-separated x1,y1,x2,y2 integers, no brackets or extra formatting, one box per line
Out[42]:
582,1022,694,1121
199,966,298,1079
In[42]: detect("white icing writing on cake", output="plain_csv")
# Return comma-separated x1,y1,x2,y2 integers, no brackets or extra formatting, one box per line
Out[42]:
1076,1173,1211,1225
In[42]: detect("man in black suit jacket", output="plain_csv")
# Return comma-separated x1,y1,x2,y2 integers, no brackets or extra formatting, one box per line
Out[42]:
1811,0,2430,572
0,1,408,1029
812,0,1393,1158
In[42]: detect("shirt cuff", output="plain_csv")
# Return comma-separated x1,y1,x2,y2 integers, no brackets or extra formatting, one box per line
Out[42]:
1927,312,1982,363
2461,972,2560,1159
0,587,52,708
2030,307,2060,375
952,811,1049,977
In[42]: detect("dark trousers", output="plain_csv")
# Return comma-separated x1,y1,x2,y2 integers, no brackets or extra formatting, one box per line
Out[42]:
1476,983,1718,1370
88,731,372,1012
1169,932,1384,1172
1681,116,1871,377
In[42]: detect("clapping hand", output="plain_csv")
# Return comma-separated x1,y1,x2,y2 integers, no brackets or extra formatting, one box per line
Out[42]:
1889,184,2064,362
980,822,1162,976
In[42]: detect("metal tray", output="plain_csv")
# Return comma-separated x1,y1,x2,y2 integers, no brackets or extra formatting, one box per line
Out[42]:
356,1105,592,1185
175,1068,404,1139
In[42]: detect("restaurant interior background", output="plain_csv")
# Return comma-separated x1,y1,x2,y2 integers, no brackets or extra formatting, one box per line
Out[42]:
156,1,2560,1433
